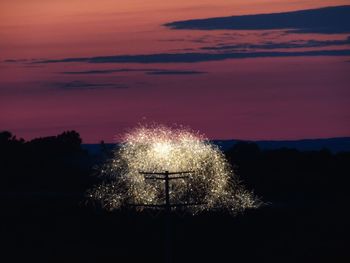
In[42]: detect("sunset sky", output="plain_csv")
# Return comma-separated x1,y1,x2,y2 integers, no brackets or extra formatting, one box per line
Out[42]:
1,0,350,142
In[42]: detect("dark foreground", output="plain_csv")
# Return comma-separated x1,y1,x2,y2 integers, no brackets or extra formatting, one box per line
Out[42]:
1,194,348,263
1,131,349,262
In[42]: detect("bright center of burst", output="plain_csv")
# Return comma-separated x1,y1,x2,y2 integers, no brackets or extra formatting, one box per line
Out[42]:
152,141,172,157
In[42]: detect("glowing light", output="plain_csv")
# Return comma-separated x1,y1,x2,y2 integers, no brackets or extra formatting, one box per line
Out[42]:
88,125,260,214
152,141,172,157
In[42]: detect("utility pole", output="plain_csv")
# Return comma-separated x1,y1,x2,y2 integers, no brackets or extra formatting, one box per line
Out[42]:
130,170,195,263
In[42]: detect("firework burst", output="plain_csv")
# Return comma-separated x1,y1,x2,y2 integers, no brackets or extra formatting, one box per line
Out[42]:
88,125,260,214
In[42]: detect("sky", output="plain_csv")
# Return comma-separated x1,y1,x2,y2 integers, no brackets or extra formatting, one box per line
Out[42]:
1,0,350,143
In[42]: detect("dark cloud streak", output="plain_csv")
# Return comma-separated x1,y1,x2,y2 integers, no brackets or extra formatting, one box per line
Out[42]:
164,5,350,34
35,49,350,64
61,68,157,74
200,37,350,51
146,70,206,75
52,80,128,90
61,69,206,75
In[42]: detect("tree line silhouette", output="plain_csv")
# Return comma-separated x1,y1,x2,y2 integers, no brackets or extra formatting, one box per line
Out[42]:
225,142,350,205
0,130,95,193
1,130,349,205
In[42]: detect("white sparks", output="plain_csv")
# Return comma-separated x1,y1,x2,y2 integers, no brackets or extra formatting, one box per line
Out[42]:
88,125,260,214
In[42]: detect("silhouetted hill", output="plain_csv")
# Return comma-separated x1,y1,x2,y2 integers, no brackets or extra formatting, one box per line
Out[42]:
214,137,350,153
82,137,350,155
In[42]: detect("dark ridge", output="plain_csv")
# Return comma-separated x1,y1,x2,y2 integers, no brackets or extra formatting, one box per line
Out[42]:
82,137,350,155
213,137,350,153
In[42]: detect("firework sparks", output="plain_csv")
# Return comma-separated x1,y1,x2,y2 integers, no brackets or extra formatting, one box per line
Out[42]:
88,125,260,214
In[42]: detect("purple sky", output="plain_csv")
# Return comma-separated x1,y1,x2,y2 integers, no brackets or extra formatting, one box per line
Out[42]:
1,1,350,143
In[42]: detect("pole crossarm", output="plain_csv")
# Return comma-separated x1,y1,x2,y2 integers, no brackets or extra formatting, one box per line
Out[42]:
126,170,200,211
144,175,189,180
139,171,193,175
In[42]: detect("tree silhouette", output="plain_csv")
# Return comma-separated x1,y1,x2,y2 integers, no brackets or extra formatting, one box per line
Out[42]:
0,130,93,192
